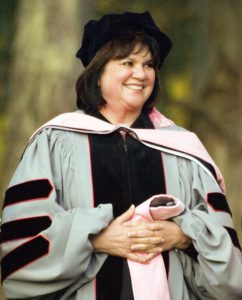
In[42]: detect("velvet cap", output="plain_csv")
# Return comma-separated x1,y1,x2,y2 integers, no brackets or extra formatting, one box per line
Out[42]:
76,11,172,68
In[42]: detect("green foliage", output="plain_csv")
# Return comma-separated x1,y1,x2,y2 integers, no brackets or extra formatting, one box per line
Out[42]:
0,0,18,112
96,0,149,14
0,114,9,187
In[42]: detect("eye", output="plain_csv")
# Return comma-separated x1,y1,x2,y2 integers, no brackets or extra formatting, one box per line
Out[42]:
122,61,133,66
144,61,154,68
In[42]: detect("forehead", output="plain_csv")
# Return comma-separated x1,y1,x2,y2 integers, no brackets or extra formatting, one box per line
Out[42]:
111,45,152,63
108,40,153,58
129,44,152,59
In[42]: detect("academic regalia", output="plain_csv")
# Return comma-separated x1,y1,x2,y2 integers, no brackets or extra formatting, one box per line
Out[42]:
1,109,241,300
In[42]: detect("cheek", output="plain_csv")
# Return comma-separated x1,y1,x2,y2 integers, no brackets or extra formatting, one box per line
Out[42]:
106,85,118,97
101,73,131,97
116,70,132,82
100,78,119,100
148,71,156,85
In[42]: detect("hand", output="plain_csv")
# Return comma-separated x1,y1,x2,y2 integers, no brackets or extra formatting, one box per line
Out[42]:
126,219,192,253
124,220,165,254
90,205,159,263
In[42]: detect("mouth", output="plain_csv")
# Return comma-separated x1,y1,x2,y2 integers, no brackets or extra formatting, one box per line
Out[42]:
124,84,144,91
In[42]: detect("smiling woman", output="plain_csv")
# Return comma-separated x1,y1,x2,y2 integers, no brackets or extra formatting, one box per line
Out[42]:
98,45,156,125
1,11,242,300
76,32,162,118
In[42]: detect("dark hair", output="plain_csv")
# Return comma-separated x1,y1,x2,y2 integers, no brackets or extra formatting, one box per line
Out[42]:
76,33,161,114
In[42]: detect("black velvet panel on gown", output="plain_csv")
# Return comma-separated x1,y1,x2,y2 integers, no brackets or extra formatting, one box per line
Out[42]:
88,112,167,300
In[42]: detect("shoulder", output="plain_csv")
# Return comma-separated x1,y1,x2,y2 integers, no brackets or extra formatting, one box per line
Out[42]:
25,127,77,160
28,110,86,145
158,123,189,133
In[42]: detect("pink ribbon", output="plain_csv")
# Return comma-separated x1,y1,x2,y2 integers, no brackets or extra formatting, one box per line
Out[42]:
127,194,185,300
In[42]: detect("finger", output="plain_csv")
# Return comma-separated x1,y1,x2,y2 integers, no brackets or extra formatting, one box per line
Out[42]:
148,223,164,231
129,236,164,245
128,252,159,264
124,221,164,230
116,205,135,224
131,244,163,253
127,253,149,264
142,252,159,263
123,220,148,227
128,229,163,238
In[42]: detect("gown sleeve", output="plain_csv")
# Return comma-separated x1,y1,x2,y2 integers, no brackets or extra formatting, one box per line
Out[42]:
172,157,242,300
0,129,113,299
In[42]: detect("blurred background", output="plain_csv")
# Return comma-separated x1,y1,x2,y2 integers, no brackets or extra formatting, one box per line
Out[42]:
0,0,241,298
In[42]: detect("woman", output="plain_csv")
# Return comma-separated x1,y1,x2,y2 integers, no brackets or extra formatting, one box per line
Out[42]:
1,11,241,300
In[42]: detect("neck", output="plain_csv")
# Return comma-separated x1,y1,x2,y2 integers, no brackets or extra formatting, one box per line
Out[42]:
99,107,141,126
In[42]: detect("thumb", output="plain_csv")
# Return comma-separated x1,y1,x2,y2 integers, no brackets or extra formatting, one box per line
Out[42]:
116,204,135,224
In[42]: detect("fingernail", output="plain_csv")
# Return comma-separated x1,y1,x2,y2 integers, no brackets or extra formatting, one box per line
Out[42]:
142,259,150,264
127,232,134,237
138,258,146,264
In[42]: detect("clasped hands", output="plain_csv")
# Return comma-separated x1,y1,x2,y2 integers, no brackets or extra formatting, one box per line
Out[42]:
90,205,191,264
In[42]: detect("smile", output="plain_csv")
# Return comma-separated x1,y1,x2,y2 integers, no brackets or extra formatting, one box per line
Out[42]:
125,85,144,91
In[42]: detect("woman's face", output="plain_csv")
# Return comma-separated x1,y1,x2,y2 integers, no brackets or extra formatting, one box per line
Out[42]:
99,45,156,117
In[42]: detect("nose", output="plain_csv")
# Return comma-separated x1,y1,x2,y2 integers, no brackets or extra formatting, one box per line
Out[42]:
132,65,147,80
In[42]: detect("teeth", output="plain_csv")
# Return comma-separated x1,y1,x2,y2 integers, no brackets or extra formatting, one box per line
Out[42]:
126,85,143,90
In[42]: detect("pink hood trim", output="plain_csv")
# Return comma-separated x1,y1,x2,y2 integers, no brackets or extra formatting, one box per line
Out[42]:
29,109,225,192
148,107,174,128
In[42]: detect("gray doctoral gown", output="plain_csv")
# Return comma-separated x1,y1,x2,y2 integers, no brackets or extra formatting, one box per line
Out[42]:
1,112,242,300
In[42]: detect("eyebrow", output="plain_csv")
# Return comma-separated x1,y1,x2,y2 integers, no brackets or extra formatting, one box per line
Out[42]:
123,55,153,63
143,58,154,64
